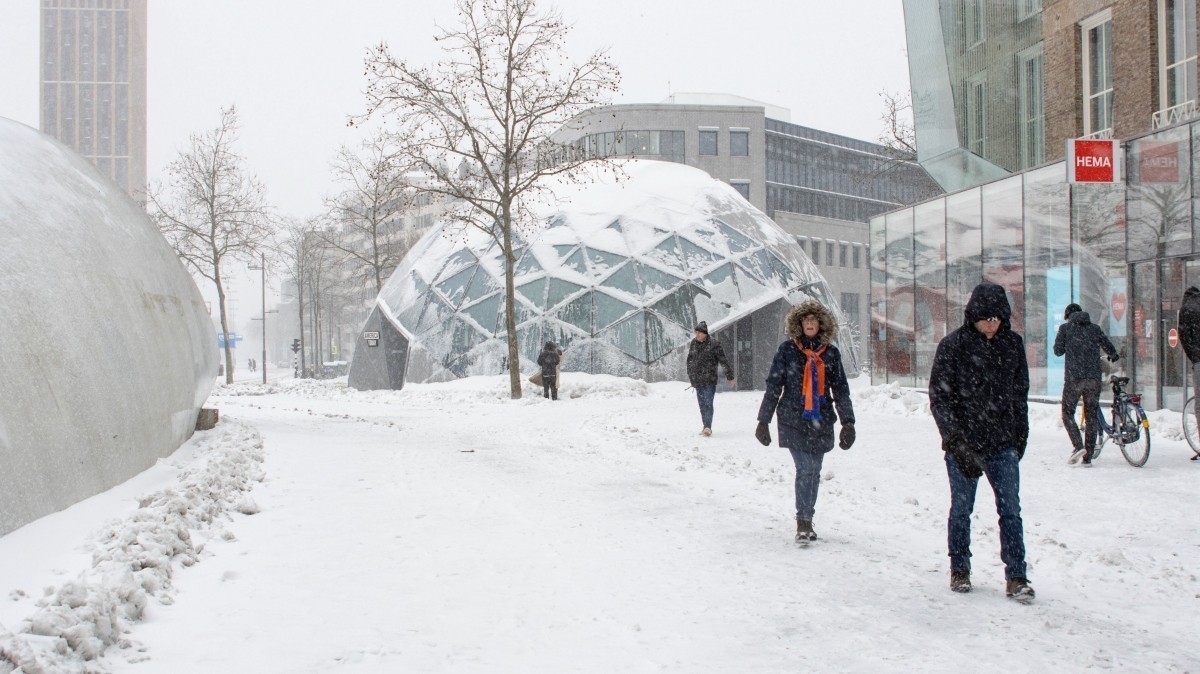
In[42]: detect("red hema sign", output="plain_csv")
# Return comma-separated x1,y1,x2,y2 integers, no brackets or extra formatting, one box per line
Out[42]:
1067,139,1121,183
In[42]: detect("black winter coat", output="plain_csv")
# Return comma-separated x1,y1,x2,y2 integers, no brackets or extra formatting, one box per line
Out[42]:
537,345,562,377
1180,286,1200,364
757,336,854,453
929,283,1030,458
1053,311,1117,381
686,337,733,387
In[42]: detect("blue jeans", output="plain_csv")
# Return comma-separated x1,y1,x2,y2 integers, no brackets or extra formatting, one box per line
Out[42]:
788,448,825,519
945,448,1027,579
695,384,716,428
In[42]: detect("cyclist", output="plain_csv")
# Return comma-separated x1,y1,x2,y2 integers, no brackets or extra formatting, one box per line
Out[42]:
1179,287,1200,462
1054,303,1118,466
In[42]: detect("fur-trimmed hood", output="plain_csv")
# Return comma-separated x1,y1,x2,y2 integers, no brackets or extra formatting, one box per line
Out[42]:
785,300,837,343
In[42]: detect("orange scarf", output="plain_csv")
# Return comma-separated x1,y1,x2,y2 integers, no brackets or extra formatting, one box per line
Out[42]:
795,340,827,420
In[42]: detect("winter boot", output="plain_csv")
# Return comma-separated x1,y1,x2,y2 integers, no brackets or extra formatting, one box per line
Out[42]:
1068,448,1087,465
950,569,972,593
701,427,712,437
1005,577,1035,604
795,517,817,543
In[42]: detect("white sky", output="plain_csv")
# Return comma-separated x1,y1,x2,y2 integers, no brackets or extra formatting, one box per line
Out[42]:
2,372,1198,671
0,0,913,217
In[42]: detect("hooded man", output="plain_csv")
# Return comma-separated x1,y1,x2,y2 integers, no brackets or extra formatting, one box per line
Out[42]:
686,321,734,437
536,341,563,400
1054,303,1118,465
928,282,1034,603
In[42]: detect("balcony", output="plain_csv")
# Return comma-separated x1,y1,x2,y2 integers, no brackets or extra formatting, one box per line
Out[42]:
1152,100,1199,130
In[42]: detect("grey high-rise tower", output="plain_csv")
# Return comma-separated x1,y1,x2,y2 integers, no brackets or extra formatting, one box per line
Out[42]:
39,0,148,198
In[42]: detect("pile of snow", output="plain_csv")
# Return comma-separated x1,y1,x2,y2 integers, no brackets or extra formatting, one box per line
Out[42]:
0,422,264,673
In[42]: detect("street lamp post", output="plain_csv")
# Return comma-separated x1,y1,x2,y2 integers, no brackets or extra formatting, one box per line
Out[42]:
248,253,273,386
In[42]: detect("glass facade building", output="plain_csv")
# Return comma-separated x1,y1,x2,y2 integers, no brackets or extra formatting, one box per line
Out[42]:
349,160,855,391
872,120,1200,411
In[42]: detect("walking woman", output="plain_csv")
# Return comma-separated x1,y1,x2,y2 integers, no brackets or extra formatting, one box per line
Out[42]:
755,301,856,544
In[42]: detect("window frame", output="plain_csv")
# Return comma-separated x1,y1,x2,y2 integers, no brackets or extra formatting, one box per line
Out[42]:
966,72,987,155
1017,44,1045,168
1081,10,1114,138
1158,0,1198,112
729,128,750,156
698,128,719,156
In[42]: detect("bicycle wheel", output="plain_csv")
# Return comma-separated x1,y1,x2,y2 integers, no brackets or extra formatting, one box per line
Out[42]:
1183,397,1200,458
1117,406,1151,467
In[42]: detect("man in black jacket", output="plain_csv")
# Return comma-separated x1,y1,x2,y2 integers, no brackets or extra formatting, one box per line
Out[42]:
929,282,1034,603
1054,303,1118,465
686,321,734,437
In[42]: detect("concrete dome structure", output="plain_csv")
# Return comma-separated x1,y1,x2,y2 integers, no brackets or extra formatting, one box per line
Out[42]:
0,118,217,535
348,160,854,390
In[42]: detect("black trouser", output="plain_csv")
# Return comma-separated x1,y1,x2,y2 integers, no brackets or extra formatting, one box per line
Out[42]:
1062,378,1102,456
542,374,558,400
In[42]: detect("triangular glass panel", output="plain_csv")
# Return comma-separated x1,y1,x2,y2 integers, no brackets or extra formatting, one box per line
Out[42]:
678,236,721,273
598,312,647,362
516,277,547,307
462,269,501,304
768,253,800,288
637,264,683,299
515,249,544,277
547,278,586,309
461,293,501,334
605,218,623,234
647,237,689,274
603,261,641,295
434,265,477,309
552,244,577,262
556,292,593,333
561,248,589,277
715,218,757,253
650,283,707,332
594,291,636,330
416,293,455,335
644,311,693,362
740,249,774,285
732,263,771,303
583,247,625,277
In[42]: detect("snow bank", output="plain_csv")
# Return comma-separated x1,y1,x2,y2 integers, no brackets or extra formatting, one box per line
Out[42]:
0,422,264,674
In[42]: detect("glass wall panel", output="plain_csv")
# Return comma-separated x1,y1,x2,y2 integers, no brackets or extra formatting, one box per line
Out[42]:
982,176,1025,334
912,200,946,386
1131,261,1158,409
885,209,916,386
870,215,887,382
1072,179,1128,393
1023,163,1070,396
945,188,982,328
1127,126,1191,260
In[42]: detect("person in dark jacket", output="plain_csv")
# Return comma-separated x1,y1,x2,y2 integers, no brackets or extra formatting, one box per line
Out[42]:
754,301,855,544
928,282,1034,603
1054,303,1118,465
686,321,734,436
1179,287,1200,460
536,341,562,400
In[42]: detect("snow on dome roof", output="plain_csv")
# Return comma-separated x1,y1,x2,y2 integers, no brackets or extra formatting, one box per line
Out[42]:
356,159,848,385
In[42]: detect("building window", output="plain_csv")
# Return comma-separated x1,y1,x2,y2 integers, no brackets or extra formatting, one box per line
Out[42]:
1017,44,1045,168
841,292,860,327
796,237,807,256
966,73,986,155
811,240,820,265
730,180,750,200
839,242,849,267
729,129,749,156
852,244,861,269
1159,0,1198,112
964,0,986,47
699,128,718,156
826,241,835,266
1082,12,1114,137
1017,0,1042,21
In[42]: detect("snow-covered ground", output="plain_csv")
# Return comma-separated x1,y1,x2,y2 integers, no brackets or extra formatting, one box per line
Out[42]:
2,371,1198,672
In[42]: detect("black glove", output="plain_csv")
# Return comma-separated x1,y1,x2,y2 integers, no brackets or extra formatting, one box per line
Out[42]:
1108,354,1119,362
755,422,772,446
945,432,983,479
839,422,855,450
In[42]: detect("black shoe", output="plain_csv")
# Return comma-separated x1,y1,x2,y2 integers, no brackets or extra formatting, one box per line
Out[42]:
1006,577,1035,604
950,569,971,593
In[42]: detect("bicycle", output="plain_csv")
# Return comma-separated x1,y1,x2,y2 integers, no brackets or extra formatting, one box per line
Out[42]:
1179,395,1200,461
1088,375,1151,467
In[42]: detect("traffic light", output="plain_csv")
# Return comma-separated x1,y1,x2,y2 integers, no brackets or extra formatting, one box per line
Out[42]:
291,338,301,353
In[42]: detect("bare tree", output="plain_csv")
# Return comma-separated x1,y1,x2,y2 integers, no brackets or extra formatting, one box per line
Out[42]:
274,217,322,377
147,105,273,384
323,133,421,295
355,0,621,398
877,88,917,158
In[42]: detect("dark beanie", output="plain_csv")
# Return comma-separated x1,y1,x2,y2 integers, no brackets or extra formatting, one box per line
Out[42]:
694,321,708,334
1064,303,1083,320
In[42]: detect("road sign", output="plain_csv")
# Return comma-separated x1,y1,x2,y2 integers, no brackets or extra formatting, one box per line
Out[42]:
1169,328,1179,348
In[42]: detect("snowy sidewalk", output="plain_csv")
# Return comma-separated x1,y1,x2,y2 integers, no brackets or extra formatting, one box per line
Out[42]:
3,375,1198,672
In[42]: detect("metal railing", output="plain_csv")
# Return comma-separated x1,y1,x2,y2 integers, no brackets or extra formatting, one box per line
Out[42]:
1152,100,1199,130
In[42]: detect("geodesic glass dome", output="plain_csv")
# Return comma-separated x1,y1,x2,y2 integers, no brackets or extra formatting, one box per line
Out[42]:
348,160,852,388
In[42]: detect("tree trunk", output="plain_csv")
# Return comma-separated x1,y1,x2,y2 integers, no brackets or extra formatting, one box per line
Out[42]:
501,202,521,399
216,276,233,385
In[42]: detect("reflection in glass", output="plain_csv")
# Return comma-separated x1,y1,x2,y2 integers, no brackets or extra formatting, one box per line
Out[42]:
912,199,946,386
982,177,1024,334
885,209,915,387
